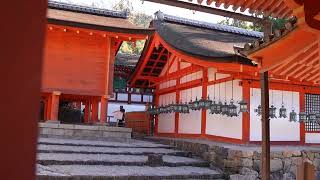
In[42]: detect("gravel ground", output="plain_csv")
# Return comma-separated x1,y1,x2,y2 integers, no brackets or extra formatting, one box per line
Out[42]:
38,165,220,177
39,137,170,148
38,144,180,154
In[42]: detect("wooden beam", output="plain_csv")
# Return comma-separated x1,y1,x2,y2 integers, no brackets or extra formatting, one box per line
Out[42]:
143,0,263,23
260,71,270,180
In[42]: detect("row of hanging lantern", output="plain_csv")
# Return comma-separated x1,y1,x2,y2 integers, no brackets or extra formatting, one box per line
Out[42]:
253,90,320,124
147,80,249,117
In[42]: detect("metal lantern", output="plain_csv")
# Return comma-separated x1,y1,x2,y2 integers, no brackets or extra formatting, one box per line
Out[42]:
216,101,223,114
299,111,307,122
308,112,317,122
193,97,200,111
255,105,262,116
269,105,277,119
182,102,190,113
173,102,179,112
177,103,183,113
169,102,175,113
289,110,297,122
279,104,287,118
204,96,213,110
198,97,206,109
209,100,216,114
158,105,164,114
238,100,248,113
188,99,194,110
228,99,238,117
221,101,229,116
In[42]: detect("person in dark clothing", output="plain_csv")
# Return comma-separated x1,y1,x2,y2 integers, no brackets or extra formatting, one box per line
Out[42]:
118,106,125,127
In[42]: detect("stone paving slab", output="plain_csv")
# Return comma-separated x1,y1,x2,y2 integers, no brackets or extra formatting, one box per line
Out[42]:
39,137,171,148
37,153,206,166
38,144,180,155
37,165,222,179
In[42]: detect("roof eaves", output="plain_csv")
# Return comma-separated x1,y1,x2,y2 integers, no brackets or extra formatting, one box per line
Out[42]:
154,11,263,38
48,1,128,19
238,17,297,56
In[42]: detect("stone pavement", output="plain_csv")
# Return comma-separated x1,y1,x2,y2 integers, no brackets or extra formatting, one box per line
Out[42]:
37,137,224,179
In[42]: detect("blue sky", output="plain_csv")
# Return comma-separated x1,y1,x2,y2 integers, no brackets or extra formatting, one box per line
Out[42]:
55,0,250,24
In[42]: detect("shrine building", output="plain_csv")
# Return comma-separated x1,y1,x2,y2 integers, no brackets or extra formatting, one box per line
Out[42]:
129,11,320,145
40,1,152,123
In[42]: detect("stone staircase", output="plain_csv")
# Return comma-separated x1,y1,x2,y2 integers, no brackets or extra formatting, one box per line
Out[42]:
37,137,224,180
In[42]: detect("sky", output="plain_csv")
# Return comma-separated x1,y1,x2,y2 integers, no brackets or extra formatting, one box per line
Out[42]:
55,0,250,24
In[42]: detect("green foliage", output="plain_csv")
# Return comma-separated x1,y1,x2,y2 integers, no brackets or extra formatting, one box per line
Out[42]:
112,0,152,55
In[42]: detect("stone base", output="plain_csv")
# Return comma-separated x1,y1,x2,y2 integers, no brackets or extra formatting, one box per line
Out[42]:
38,123,132,139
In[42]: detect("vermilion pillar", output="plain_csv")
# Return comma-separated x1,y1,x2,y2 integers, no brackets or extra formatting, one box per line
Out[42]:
84,101,91,123
91,99,99,123
100,95,108,124
48,91,60,121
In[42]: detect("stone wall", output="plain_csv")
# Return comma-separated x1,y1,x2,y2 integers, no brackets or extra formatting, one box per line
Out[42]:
39,123,132,139
150,138,320,180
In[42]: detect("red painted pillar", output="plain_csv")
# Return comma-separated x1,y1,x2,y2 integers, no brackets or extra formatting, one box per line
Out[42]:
100,95,108,124
48,91,60,121
242,80,251,143
299,91,306,144
0,1,47,179
154,90,159,135
84,101,91,123
91,99,99,123
201,69,208,137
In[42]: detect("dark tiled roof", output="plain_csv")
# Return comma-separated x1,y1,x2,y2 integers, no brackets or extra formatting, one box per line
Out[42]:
115,53,140,67
155,11,263,38
152,11,259,63
48,1,128,19
237,17,297,56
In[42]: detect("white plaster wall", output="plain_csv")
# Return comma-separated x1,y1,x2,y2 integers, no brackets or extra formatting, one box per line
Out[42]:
117,93,128,101
180,71,203,84
180,61,191,69
158,93,176,133
179,86,202,134
168,59,178,73
206,80,243,139
143,95,153,103
250,88,300,141
306,133,320,143
131,94,141,102
208,67,217,82
216,73,230,80
159,80,176,90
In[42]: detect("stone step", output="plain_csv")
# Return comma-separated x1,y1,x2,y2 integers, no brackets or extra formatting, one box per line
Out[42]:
38,144,190,156
37,164,223,179
37,153,209,167
39,137,173,149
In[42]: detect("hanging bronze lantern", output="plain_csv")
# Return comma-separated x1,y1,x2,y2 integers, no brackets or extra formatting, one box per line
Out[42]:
308,112,317,122
193,97,201,111
299,111,307,122
158,105,164,114
182,102,190,113
238,100,248,113
173,102,179,112
269,105,277,118
198,97,206,109
169,102,175,113
289,109,297,122
228,99,238,117
204,96,212,110
221,101,229,116
216,101,223,114
254,105,262,116
279,104,287,118
188,99,194,110
177,103,183,113
209,99,217,114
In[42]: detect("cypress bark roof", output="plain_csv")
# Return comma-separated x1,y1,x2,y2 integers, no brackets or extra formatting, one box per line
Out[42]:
152,11,262,62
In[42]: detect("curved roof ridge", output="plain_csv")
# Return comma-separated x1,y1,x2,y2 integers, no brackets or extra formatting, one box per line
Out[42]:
48,1,128,19
154,11,263,38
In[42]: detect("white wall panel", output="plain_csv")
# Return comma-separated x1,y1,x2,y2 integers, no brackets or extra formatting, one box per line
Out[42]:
131,94,142,102
306,133,320,143
250,88,300,141
178,86,202,134
180,61,191,69
168,59,178,73
158,93,176,133
159,80,177,90
216,73,230,80
180,71,203,84
117,93,128,101
208,67,217,82
206,80,243,139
